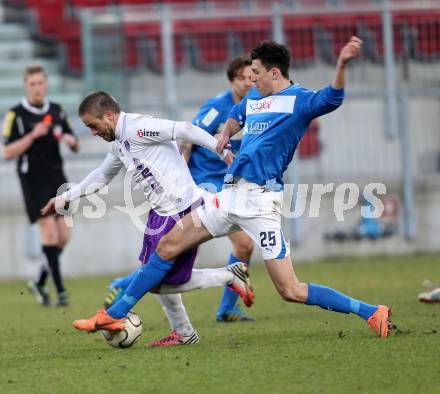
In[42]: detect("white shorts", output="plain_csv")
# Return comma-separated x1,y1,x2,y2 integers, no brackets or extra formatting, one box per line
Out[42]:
197,179,290,261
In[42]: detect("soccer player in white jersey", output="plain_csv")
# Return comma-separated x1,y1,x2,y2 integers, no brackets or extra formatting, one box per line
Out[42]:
42,91,254,345
73,36,392,338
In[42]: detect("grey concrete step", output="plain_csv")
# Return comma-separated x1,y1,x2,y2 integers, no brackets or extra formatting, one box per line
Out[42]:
0,58,58,78
0,23,29,41
0,74,64,95
0,40,33,59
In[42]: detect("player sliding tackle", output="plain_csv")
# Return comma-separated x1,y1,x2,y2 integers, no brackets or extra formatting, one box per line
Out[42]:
42,91,254,345
69,36,393,338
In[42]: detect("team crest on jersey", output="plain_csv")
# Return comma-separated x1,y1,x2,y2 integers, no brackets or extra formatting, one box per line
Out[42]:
124,140,131,151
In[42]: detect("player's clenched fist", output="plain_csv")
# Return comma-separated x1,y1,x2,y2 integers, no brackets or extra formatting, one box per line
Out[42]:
338,36,363,65
215,133,230,154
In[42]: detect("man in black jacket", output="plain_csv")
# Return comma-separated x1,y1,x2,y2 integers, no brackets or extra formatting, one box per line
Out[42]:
2,65,79,306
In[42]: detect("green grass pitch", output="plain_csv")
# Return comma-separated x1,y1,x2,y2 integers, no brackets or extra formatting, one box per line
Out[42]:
1,254,439,394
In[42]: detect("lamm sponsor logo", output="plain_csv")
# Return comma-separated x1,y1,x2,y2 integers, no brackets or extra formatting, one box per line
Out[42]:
243,120,271,135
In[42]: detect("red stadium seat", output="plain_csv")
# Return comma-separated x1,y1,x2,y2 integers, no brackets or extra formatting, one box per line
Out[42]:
285,16,316,66
398,11,440,61
299,119,321,159
27,0,65,37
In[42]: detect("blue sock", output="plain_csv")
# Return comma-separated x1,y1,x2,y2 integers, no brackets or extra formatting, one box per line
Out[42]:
107,252,173,319
306,283,378,321
109,270,139,291
217,254,248,317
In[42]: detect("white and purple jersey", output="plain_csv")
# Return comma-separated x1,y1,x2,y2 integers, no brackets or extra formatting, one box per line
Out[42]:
65,112,202,216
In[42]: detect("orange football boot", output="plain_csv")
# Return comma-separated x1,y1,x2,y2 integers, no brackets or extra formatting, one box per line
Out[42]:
73,309,126,333
367,305,392,338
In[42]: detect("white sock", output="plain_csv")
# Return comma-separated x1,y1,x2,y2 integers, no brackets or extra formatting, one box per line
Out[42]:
154,294,194,336
159,268,233,294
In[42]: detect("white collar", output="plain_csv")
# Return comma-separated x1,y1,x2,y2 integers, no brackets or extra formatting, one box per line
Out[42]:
115,111,126,141
21,97,50,115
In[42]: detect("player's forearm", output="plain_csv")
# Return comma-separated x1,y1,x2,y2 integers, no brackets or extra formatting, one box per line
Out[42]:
62,167,113,201
222,118,241,138
331,60,346,89
174,121,220,154
2,134,34,160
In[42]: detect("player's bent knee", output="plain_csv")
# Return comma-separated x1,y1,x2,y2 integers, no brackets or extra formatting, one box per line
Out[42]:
42,233,59,246
156,237,178,261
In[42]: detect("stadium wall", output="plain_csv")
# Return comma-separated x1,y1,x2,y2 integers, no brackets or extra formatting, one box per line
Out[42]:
0,181,439,280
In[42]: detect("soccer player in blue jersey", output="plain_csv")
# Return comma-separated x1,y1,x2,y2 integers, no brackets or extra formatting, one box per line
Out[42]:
75,36,393,338
181,55,256,322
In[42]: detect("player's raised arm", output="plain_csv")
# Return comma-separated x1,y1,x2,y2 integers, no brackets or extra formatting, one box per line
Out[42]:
332,36,363,89
301,36,362,120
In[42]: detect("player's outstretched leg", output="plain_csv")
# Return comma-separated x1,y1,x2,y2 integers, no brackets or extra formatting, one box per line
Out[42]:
73,253,172,332
102,276,200,346
74,216,213,330
157,263,255,309
266,257,392,337
306,283,392,337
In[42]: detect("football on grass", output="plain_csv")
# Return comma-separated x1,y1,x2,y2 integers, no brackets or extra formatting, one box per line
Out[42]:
101,310,143,348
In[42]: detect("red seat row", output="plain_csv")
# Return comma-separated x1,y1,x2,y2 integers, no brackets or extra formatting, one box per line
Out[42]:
22,1,440,73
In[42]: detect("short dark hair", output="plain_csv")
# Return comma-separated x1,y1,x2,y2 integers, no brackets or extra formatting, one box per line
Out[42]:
78,91,120,118
24,64,46,81
250,40,290,78
227,55,252,82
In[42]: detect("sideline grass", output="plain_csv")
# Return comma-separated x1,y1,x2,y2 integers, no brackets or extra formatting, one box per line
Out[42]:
1,254,440,394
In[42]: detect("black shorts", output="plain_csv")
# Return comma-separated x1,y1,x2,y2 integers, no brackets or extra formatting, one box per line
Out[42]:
19,172,68,223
